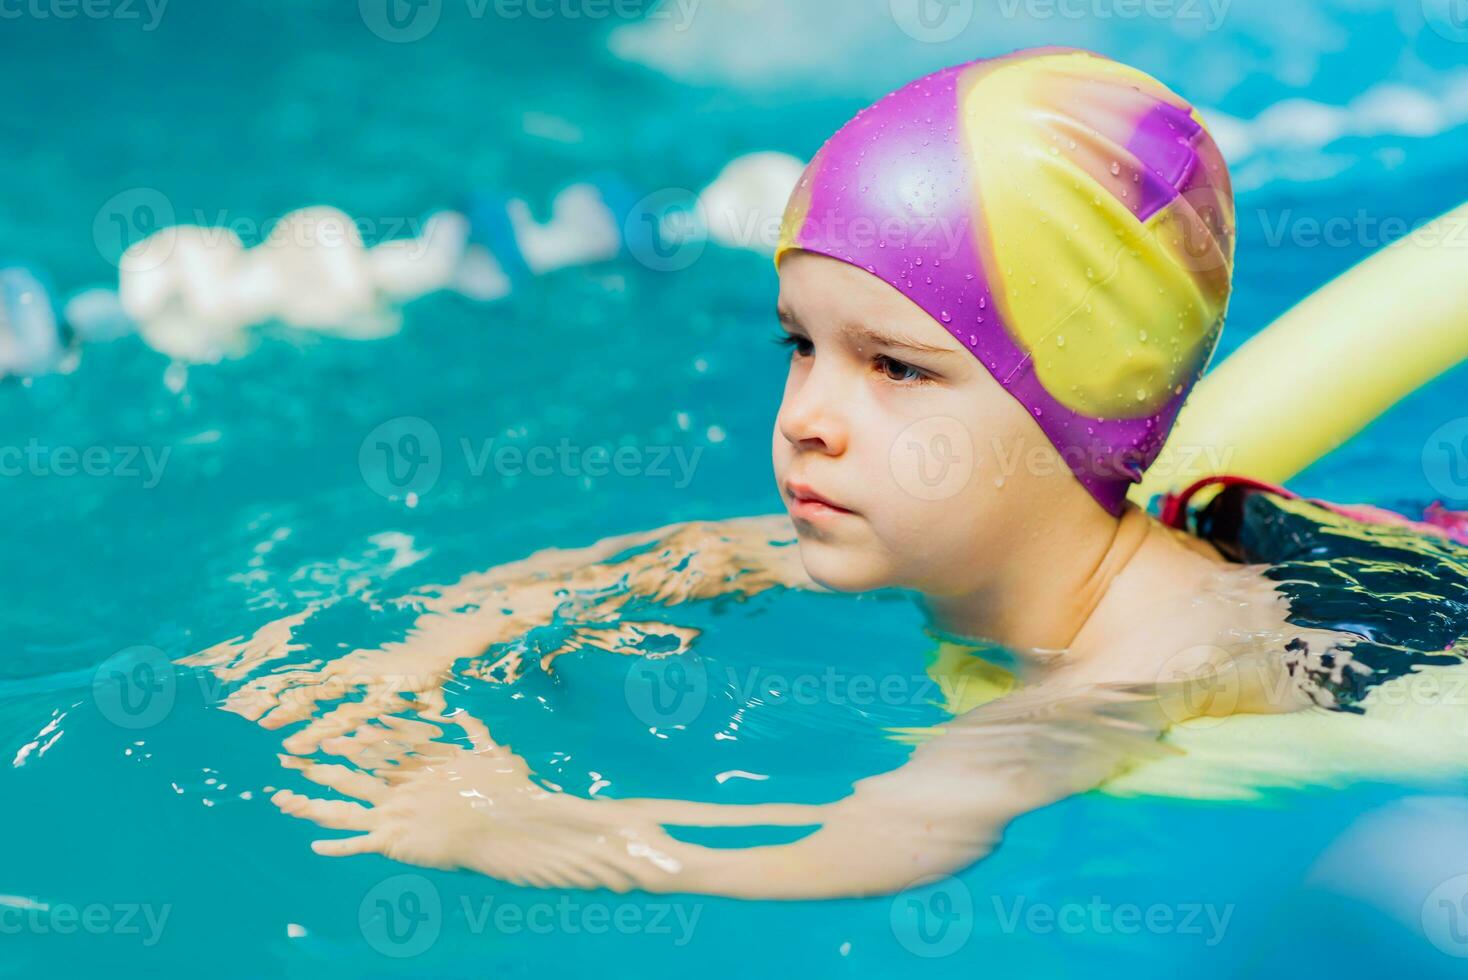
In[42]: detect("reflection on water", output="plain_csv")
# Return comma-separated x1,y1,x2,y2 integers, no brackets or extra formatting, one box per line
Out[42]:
178,495,1468,900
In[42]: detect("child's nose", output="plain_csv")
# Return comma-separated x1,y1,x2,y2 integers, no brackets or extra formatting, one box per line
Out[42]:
777,373,849,457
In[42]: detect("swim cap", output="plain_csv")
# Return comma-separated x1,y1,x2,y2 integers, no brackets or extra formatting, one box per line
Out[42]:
774,47,1234,515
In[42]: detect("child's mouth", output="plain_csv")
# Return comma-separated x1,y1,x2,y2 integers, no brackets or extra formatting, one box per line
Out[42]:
786,482,856,519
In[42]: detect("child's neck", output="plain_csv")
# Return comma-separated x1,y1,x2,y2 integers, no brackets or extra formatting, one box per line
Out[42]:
919,503,1224,656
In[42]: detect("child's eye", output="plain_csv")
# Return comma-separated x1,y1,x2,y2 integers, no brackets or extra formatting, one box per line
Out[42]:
773,333,813,358
874,354,931,385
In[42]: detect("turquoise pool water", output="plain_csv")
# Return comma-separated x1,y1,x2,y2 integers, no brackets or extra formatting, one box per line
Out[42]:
4,2,1468,976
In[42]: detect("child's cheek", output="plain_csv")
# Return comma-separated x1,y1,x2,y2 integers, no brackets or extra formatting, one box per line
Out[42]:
884,414,981,508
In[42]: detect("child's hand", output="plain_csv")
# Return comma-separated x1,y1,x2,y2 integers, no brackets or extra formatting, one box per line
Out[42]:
270,710,825,894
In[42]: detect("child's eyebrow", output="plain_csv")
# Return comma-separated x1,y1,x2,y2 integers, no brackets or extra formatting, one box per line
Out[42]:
777,307,957,358
846,324,958,357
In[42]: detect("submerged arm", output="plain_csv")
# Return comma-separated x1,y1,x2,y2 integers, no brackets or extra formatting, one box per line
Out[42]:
275,679,1178,901
637,682,1179,899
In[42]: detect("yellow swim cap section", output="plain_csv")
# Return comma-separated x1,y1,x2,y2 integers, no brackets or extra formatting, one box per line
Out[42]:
959,53,1229,418
774,157,816,269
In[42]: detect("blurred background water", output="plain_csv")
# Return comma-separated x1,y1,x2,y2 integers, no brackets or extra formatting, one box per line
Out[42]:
2,1,1467,976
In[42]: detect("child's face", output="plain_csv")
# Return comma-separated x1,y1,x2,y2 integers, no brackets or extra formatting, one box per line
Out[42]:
772,250,1071,596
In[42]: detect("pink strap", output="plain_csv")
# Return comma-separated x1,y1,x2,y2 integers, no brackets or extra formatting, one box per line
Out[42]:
1159,474,1468,547
1159,474,1298,531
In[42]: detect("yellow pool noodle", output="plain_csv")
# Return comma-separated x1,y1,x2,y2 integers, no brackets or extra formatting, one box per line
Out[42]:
1131,199,1468,506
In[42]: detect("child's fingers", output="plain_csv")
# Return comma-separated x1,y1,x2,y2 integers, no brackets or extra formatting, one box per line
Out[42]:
260,679,347,731
377,713,445,742
290,761,389,804
271,789,374,830
311,832,387,858
284,695,412,755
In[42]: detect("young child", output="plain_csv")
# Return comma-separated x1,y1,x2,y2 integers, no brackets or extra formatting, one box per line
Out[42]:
230,48,1467,899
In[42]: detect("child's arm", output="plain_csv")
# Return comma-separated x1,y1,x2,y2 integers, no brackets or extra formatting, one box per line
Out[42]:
275,679,1177,899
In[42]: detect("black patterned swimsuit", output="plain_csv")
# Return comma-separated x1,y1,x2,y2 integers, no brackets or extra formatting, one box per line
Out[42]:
1185,484,1468,713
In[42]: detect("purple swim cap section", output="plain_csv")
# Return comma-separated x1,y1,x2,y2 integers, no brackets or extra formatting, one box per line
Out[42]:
1128,102,1202,223
778,50,1228,515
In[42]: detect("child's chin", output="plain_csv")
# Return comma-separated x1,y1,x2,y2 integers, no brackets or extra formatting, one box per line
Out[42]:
798,547,890,594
